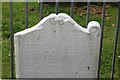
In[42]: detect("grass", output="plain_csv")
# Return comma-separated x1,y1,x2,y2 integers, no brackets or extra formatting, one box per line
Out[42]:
2,2,120,79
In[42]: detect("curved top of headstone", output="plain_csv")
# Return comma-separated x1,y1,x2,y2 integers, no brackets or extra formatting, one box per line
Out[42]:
15,13,100,36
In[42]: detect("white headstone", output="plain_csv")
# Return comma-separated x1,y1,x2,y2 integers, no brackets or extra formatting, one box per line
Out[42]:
14,13,101,78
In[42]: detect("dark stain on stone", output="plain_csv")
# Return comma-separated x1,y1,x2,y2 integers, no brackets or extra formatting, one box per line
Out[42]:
97,34,100,36
75,72,78,74
90,48,92,51
88,67,90,70
90,53,92,55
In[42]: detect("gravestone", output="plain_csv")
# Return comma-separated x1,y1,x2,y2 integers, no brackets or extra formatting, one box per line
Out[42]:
14,13,101,78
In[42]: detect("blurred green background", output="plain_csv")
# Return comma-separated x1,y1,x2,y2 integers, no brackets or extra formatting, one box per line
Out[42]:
1,2,120,79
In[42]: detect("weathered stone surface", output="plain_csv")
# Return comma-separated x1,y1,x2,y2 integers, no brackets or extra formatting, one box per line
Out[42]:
14,13,101,78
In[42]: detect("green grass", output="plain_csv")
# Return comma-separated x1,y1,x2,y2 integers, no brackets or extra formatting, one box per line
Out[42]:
2,2,119,79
